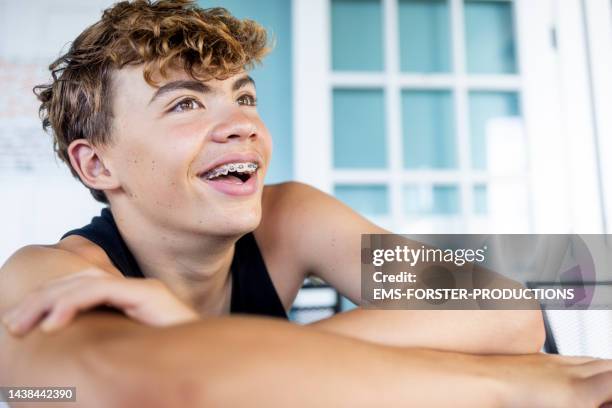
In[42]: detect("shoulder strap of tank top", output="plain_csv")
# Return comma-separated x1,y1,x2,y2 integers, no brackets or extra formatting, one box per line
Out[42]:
63,210,288,318
61,207,145,278
230,232,288,319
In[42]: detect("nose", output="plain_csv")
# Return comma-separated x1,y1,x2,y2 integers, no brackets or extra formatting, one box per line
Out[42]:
209,110,258,143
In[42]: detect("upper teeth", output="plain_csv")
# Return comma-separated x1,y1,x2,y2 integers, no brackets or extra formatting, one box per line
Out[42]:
203,162,258,180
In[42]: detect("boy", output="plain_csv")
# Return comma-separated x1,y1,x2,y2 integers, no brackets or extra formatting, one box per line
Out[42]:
2,1,612,406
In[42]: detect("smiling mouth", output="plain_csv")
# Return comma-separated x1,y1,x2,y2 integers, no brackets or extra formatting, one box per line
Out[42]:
200,162,259,184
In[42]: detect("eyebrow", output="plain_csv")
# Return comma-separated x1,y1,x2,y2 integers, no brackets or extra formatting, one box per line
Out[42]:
149,75,256,105
232,75,256,92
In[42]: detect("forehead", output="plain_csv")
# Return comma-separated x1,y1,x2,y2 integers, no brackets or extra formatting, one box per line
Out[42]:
111,66,251,103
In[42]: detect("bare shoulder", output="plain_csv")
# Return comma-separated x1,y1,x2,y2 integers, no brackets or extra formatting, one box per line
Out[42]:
56,234,120,275
257,181,331,242
253,182,328,308
259,181,384,234
260,181,331,220
0,245,70,311
261,180,316,206
257,182,389,304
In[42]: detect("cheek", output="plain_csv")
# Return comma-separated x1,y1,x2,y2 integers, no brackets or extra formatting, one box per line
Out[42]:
264,133,273,158
114,145,187,202
111,115,201,205
257,125,273,168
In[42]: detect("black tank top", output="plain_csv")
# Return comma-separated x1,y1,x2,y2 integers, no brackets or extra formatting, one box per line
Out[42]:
61,208,288,319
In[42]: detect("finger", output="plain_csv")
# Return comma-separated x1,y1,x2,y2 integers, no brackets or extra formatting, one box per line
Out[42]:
38,276,136,331
1,291,56,336
548,354,600,365
2,275,113,335
576,359,612,379
39,278,150,330
6,276,167,335
68,278,145,311
47,278,187,326
40,301,80,333
1,271,102,328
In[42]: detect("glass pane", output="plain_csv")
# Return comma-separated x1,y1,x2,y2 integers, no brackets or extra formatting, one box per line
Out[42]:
341,296,358,311
399,0,451,73
469,91,520,169
464,0,517,74
403,185,460,215
402,90,456,169
474,184,487,214
333,89,387,168
332,0,383,71
334,185,389,215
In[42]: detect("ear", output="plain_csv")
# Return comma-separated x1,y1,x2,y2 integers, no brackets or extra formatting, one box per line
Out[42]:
67,139,120,191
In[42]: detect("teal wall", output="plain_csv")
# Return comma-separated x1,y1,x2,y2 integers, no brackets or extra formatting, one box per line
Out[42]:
199,0,293,184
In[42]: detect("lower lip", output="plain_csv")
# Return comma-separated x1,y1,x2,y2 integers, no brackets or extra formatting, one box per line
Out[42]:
200,172,259,196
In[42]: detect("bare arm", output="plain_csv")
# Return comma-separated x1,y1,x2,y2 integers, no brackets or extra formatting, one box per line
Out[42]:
2,246,611,407
0,246,495,407
4,312,612,408
1,313,505,407
265,182,545,354
309,308,544,354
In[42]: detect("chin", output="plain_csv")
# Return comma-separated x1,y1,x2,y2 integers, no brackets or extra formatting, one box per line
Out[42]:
213,205,262,237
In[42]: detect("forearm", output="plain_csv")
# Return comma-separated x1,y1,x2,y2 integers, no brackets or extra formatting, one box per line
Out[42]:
0,312,135,407
308,308,545,355
88,314,506,407
2,313,506,407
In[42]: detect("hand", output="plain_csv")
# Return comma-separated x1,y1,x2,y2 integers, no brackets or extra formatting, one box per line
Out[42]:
491,352,612,407
1,268,199,336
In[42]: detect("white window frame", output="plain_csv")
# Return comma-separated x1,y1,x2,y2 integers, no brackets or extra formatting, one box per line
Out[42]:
581,0,612,234
292,0,607,234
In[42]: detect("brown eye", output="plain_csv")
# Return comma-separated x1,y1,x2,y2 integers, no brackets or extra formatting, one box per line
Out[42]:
171,98,202,113
237,94,257,106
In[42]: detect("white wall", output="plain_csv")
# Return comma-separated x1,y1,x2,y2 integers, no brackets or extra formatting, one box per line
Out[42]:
0,0,115,264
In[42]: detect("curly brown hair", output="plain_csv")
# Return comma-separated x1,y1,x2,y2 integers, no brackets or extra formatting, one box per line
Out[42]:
34,0,270,203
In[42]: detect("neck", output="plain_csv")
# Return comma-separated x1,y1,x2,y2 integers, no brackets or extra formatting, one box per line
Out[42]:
108,203,240,316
